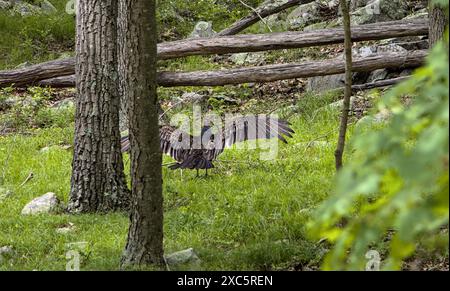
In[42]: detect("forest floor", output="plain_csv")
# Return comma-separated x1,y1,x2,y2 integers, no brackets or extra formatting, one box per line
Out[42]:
1,0,448,271
1,84,446,271
0,85,346,271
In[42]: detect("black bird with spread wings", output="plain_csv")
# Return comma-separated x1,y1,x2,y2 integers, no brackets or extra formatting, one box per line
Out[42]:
121,116,294,176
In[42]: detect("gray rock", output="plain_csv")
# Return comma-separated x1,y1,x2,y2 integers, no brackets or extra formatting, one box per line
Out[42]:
8,0,57,16
56,227,73,234
352,43,406,58
327,96,357,110
256,0,293,30
307,73,345,92
287,2,321,30
190,21,216,38
21,192,61,215
22,96,38,108
307,43,406,92
165,248,201,269
288,0,339,29
0,0,11,10
335,0,410,26
353,46,377,58
0,246,14,263
380,37,429,51
259,0,291,10
350,0,409,25
12,1,39,16
180,92,204,104
56,222,76,234
367,69,388,83
229,52,266,65
376,43,408,54
39,0,57,14
0,96,19,111
52,98,75,110
260,13,288,31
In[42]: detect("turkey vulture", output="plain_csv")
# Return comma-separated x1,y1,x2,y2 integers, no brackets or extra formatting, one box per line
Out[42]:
121,116,294,176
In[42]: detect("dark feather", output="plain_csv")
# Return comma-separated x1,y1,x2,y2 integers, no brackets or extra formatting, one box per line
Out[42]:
121,116,294,171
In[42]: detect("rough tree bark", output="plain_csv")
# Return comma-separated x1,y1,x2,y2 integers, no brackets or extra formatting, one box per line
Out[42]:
120,0,165,268
334,0,353,170
67,0,129,213
429,0,448,47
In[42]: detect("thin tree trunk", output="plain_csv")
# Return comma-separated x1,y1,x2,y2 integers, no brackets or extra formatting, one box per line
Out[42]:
429,1,448,47
120,0,165,268
335,0,353,171
68,0,129,213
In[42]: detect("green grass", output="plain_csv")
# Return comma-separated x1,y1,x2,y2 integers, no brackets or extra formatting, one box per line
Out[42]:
0,0,366,271
0,0,268,70
0,0,75,69
0,91,353,270
0,0,365,271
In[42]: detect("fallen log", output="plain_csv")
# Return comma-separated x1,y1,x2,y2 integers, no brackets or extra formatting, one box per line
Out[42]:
159,19,428,59
38,74,413,93
0,58,75,88
217,0,313,36
157,50,426,87
351,76,410,91
37,51,426,88
0,19,428,88
38,75,76,88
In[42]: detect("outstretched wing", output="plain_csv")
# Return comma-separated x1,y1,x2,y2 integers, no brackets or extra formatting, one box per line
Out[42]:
202,115,295,160
223,115,294,146
121,116,295,163
121,125,193,163
159,125,192,162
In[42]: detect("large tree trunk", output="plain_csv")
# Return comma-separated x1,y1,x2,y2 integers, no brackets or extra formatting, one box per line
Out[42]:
68,0,129,213
120,0,165,268
429,1,448,47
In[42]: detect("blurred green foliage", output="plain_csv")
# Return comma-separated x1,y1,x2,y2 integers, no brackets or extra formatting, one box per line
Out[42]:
309,26,449,270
